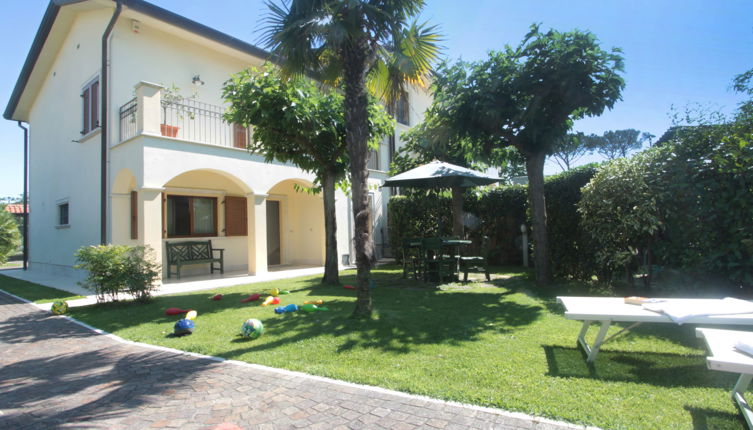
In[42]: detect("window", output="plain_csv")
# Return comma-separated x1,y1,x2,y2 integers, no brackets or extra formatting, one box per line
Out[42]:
57,202,69,226
82,78,100,135
394,91,409,126
166,195,217,237
367,147,379,170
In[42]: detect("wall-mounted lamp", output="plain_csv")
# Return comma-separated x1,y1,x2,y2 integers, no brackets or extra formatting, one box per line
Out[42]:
192,75,205,86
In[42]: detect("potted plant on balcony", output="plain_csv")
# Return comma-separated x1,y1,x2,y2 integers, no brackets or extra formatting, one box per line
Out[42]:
160,84,184,137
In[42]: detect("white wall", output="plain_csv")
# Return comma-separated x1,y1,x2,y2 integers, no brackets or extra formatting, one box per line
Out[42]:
27,9,111,275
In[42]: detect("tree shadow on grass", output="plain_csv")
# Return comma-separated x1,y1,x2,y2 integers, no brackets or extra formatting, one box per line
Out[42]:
222,289,543,357
543,345,736,389
684,406,745,430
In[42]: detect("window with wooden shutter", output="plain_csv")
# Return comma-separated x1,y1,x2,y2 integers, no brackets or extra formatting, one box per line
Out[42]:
81,78,100,135
224,196,247,236
130,191,138,240
233,124,248,149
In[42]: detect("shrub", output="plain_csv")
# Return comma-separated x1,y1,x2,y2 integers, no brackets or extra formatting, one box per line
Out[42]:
75,245,161,303
0,210,21,264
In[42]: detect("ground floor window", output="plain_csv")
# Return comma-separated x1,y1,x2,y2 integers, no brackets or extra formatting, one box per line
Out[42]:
166,195,217,237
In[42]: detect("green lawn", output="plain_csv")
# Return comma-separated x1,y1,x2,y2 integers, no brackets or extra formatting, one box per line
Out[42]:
2,267,745,429
0,275,84,303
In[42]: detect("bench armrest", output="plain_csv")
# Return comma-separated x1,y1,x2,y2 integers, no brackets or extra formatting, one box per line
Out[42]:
212,248,224,257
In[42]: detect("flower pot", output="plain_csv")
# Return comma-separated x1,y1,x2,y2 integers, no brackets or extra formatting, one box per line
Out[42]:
160,124,179,137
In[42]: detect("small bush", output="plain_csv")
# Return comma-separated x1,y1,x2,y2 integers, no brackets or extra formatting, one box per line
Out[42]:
75,245,161,303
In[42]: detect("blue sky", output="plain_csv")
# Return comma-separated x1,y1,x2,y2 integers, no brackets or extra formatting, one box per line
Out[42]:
1,0,752,197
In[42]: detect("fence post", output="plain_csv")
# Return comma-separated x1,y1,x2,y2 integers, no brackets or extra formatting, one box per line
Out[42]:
134,81,163,136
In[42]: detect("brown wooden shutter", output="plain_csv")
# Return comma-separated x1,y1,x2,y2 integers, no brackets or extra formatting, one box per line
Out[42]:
161,192,167,239
224,196,247,236
82,87,90,133
233,124,247,149
91,80,99,129
130,191,138,240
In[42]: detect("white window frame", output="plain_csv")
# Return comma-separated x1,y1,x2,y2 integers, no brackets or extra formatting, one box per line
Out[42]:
56,199,70,228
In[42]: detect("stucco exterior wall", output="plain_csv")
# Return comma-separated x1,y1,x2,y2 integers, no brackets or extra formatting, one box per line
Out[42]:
27,9,111,276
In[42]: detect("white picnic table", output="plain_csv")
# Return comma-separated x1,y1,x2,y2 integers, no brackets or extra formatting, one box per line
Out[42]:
557,296,753,363
697,328,753,429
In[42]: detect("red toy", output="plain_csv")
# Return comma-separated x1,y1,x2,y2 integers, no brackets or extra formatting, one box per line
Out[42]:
212,294,223,301
241,293,261,303
343,285,356,290
165,307,191,316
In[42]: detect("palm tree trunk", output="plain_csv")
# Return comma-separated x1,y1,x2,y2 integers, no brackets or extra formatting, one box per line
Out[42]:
321,168,340,285
343,42,374,318
451,186,464,238
526,150,552,285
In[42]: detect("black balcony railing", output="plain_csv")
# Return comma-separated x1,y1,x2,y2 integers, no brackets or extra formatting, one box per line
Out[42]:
118,97,138,142
161,98,247,148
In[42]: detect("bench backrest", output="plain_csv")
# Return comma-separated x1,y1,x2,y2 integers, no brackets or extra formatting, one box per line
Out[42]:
166,240,213,263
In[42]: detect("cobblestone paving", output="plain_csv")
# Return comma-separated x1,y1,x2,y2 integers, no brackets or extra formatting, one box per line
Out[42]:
0,292,592,430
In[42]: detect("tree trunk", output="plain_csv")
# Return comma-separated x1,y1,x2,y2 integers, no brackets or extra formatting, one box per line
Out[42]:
451,186,464,238
321,169,340,285
343,42,374,318
525,151,553,285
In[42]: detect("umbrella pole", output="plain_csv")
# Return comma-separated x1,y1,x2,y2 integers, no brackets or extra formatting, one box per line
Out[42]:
451,186,464,239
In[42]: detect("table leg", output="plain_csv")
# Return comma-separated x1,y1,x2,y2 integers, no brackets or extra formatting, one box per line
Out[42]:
576,320,611,363
733,374,753,429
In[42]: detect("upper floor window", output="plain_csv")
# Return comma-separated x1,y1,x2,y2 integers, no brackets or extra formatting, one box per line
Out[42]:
82,78,100,135
394,91,409,126
57,202,69,226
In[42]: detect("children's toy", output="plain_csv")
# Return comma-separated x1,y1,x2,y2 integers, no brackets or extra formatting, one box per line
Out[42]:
185,310,198,320
241,294,261,303
174,318,195,336
274,304,299,314
212,294,223,301
300,304,329,312
343,285,356,290
241,318,264,339
279,290,291,295
269,288,280,297
165,307,191,316
261,296,280,306
51,300,68,315
304,300,323,305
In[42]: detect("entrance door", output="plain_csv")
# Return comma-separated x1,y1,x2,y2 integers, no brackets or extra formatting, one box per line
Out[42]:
266,200,281,265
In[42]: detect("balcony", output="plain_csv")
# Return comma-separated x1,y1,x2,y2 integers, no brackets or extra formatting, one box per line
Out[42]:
118,82,248,149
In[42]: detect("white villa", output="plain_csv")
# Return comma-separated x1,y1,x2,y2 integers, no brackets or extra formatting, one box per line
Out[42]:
4,0,430,282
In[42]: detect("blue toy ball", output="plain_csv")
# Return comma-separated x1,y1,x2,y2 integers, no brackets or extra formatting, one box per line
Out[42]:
241,318,264,339
174,318,195,336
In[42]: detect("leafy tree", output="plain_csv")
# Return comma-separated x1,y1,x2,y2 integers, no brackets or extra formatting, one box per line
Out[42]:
417,25,624,284
223,67,393,285
263,0,441,317
549,132,595,171
0,210,21,264
592,129,646,160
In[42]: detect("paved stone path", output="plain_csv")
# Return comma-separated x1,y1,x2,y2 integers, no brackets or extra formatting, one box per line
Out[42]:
0,292,592,430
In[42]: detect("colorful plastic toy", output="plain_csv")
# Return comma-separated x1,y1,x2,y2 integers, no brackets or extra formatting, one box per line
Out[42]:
304,300,323,305
261,296,280,306
51,300,68,315
269,288,280,297
165,307,191,316
343,285,356,290
300,304,329,312
241,318,264,339
185,310,198,320
174,318,195,336
279,290,291,295
212,294,223,301
241,294,261,303
274,304,299,314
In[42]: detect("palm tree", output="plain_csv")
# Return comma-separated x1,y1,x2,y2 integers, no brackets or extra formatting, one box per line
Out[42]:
262,0,441,317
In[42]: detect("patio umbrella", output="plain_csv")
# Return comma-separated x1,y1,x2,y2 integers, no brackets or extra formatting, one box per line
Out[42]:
383,160,502,237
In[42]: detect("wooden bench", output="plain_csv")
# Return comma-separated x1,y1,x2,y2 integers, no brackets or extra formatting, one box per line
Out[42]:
165,240,224,279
